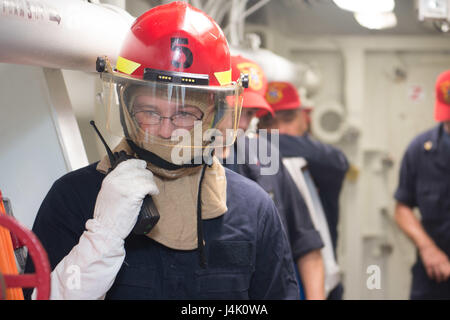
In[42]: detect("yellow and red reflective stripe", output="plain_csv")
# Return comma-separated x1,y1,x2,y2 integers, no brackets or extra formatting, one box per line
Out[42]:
116,56,141,75
214,69,231,86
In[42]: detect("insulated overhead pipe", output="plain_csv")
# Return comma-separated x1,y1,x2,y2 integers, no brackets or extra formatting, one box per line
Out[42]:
0,0,135,72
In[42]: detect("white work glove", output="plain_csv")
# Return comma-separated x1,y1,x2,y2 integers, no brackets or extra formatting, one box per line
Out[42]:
33,159,159,300
93,158,159,240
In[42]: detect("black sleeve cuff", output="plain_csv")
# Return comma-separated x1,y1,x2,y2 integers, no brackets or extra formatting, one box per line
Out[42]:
291,229,324,261
394,188,416,208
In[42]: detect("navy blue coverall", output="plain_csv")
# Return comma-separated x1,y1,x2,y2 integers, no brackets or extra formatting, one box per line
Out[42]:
24,162,300,299
395,123,450,299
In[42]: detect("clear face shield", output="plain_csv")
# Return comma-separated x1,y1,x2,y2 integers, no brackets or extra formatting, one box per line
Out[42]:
96,58,245,164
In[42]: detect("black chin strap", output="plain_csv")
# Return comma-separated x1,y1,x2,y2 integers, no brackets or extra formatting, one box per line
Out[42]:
126,139,214,268
197,164,208,268
197,146,215,269
126,139,206,170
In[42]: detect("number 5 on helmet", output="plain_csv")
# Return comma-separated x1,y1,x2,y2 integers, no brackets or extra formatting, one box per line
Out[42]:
95,1,247,157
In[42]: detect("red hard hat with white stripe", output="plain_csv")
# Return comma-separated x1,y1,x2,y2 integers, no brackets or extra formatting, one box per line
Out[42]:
117,1,232,87
96,1,246,154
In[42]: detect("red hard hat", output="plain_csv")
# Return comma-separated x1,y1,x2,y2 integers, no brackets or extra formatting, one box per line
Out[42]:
231,55,273,115
257,81,301,117
96,2,245,158
116,1,232,86
435,70,450,122
266,81,301,111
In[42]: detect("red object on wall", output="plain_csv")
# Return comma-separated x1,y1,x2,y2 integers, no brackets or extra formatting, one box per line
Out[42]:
0,202,50,300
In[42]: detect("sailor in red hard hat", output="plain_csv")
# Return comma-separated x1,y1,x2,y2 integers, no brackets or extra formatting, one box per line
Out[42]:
258,81,349,300
221,57,326,300
259,81,310,135
229,55,273,133
395,70,450,299
24,2,299,300
435,70,450,122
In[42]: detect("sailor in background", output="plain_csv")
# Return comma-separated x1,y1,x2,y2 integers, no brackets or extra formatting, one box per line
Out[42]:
394,70,450,300
23,2,299,300
220,56,326,299
258,81,349,300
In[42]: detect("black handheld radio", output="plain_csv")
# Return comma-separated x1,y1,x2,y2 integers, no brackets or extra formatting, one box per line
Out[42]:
90,121,160,235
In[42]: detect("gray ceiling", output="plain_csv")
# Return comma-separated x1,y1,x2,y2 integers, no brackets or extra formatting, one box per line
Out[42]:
246,0,445,36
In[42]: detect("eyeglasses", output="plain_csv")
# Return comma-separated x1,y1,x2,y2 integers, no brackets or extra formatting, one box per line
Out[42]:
132,110,204,127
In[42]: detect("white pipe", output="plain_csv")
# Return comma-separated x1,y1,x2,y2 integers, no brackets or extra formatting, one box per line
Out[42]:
229,0,247,46
0,0,135,72
212,1,231,25
190,0,203,11
101,0,126,9
238,0,247,43
230,46,307,86
207,0,225,23
204,0,219,15
242,0,270,19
